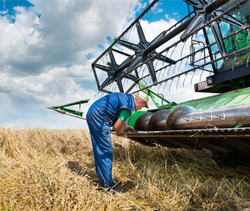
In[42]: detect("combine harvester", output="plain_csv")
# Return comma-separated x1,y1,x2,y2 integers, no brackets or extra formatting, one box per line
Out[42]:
49,0,250,166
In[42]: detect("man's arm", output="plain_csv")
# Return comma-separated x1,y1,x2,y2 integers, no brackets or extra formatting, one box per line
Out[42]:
113,118,124,134
113,108,132,135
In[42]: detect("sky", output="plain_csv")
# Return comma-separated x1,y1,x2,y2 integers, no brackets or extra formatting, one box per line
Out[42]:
0,0,212,129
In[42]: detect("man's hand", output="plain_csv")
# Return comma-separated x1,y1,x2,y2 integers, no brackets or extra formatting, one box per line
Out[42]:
113,119,135,135
123,123,135,131
123,124,135,134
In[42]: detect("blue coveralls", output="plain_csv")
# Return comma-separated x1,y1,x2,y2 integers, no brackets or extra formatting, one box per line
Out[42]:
86,92,135,188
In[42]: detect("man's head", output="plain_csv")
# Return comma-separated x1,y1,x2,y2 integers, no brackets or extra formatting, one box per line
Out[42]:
134,91,149,111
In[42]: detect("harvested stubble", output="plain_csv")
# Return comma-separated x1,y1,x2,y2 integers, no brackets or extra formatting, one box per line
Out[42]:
0,126,250,210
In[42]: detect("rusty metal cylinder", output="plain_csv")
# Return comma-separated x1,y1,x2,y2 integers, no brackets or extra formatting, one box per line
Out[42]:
134,112,154,131
166,106,197,129
148,109,171,130
167,104,250,130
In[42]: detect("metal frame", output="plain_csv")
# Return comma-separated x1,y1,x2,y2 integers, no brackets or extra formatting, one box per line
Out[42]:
47,99,90,119
124,127,250,152
91,0,250,96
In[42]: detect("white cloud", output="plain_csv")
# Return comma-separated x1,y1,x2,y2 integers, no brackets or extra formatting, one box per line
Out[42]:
0,0,142,128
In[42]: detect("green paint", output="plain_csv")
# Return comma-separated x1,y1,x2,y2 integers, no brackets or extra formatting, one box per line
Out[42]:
48,99,90,119
177,87,250,110
128,86,250,128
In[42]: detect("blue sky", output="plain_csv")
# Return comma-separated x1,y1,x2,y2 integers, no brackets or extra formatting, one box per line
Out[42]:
138,0,190,21
0,0,189,20
0,0,33,12
0,0,33,21
1,0,211,129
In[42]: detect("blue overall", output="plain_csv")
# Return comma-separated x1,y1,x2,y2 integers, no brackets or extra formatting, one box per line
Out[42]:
86,93,135,188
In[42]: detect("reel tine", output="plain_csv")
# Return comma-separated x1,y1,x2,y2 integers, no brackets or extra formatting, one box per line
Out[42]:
181,39,187,58
200,69,204,82
172,62,177,74
113,82,116,92
163,66,168,77
167,65,172,75
190,70,196,84
157,84,161,93
185,56,190,68
110,83,113,92
169,79,173,91
94,91,99,97
111,83,115,92
157,66,163,79
110,83,114,92
183,73,188,87
176,76,180,90
106,84,110,92
145,76,150,87
138,66,142,77
170,43,178,59
178,59,184,73
163,80,168,93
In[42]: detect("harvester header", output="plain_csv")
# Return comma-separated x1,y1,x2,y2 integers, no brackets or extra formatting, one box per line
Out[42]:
50,0,250,166
91,0,250,95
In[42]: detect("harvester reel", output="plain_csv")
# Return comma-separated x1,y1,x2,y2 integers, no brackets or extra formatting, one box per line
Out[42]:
182,0,245,56
117,21,176,84
92,49,139,93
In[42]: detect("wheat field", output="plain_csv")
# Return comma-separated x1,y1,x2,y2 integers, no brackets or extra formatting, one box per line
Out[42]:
0,126,250,210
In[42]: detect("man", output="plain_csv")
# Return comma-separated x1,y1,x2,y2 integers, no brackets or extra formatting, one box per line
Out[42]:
86,91,148,190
